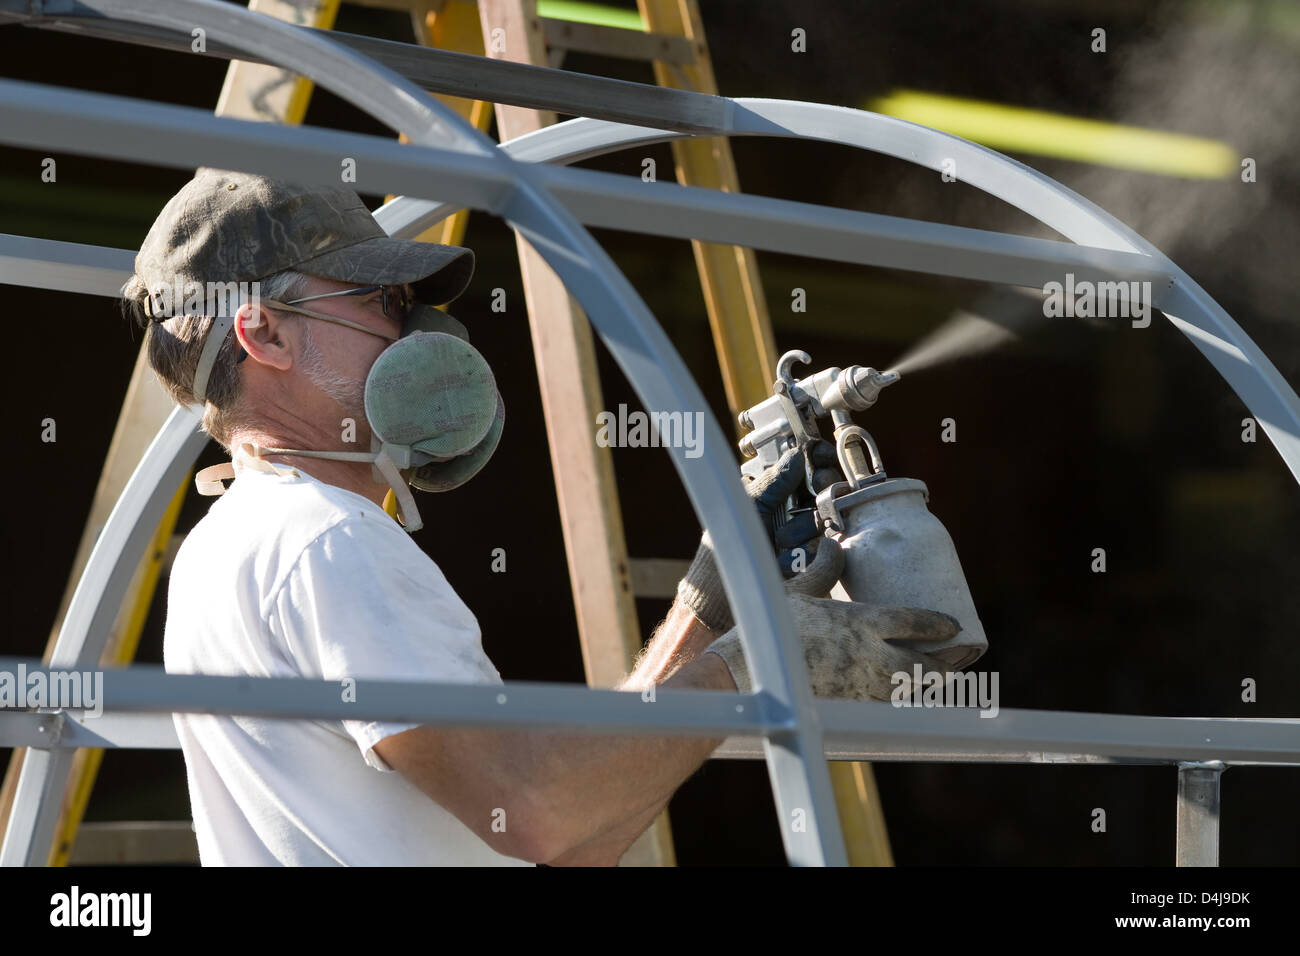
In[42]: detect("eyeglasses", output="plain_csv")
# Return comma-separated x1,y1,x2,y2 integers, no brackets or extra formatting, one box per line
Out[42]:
238,284,411,363
286,284,411,323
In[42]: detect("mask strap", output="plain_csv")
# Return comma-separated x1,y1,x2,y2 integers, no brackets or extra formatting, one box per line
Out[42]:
195,461,236,496
191,313,234,406
371,445,423,533
196,443,424,533
194,443,302,496
252,446,376,463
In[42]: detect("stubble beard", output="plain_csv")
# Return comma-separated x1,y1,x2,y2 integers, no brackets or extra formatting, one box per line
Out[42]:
298,319,371,446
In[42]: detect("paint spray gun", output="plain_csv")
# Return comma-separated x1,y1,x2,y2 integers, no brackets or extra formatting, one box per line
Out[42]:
737,350,988,669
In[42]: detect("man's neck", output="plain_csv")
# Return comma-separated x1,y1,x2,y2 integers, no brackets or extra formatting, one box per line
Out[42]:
229,427,391,509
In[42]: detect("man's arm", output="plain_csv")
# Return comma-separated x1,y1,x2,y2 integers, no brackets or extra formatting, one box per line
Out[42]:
374,600,733,865
542,604,729,866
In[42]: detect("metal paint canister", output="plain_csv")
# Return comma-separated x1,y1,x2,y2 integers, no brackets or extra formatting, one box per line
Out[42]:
827,477,988,669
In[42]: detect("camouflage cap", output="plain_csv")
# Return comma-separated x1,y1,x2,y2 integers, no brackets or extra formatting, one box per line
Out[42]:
128,168,474,404
130,168,474,320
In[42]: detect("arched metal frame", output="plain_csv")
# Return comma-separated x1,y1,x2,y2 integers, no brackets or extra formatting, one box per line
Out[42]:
379,105,1300,485
1,0,1297,867
4,0,839,867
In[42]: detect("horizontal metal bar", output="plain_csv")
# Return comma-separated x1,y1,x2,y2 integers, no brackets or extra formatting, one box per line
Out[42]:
0,711,1243,769
0,78,517,211
2,4,728,134
716,738,1161,765
10,710,1300,770
0,80,1172,299
532,162,1175,293
0,712,179,749
0,660,787,738
815,698,1300,765
5,661,1300,765
0,233,134,297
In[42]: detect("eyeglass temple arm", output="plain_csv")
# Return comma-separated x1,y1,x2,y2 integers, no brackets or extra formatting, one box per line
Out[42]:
254,300,401,341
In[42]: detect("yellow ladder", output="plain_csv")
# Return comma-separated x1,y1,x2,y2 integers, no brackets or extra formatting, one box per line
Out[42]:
1,0,892,867
426,0,894,867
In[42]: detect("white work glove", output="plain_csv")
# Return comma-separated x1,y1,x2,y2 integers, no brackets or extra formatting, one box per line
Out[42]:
703,591,961,701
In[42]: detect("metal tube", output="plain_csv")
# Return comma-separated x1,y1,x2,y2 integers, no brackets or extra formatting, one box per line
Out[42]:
1176,761,1224,867
0,85,1175,294
0,233,134,296
0,749,77,868
4,665,1300,766
4,4,732,134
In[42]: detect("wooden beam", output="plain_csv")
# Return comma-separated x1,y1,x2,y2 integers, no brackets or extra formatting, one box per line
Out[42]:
69,821,199,866
213,0,342,122
477,0,675,868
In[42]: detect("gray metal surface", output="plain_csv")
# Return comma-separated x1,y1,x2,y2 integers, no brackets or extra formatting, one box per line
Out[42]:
1176,762,1224,867
0,0,844,867
0,713,180,751
534,162,1176,291
0,661,780,736
1,747,76,869
0,234,134,296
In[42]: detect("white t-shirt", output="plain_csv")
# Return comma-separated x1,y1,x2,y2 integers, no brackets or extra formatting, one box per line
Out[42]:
163,456,533,866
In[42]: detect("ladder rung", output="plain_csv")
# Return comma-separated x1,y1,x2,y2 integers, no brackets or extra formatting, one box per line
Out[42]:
629,557,689,599
540,18,696,66
69,821,199,865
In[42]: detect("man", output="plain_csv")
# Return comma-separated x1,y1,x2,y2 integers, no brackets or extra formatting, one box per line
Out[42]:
124,169,958,866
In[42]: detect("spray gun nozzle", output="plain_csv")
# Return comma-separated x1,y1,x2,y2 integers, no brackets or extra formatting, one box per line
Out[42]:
836,365,899,411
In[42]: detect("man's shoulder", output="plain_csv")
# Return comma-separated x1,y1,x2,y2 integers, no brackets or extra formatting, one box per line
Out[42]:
179,467,411,577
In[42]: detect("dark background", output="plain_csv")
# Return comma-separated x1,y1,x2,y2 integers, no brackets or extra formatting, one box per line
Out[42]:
2,0,1298,865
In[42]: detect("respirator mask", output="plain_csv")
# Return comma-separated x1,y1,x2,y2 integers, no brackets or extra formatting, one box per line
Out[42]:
194,297,503,534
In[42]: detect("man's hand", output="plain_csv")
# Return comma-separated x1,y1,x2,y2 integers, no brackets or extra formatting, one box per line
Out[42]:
745,440,843,573
676,440,842,635
703,591,962,701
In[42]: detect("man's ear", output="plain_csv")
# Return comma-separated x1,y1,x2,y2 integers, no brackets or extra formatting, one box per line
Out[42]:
235,302,295,372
